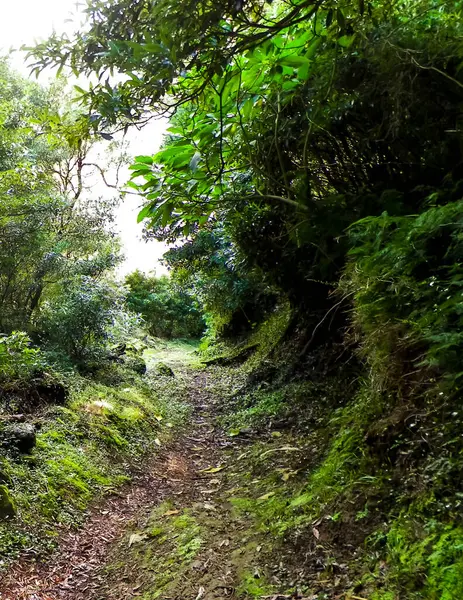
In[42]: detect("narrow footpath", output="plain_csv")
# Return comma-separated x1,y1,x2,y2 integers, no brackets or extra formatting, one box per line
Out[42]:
0,367,242,600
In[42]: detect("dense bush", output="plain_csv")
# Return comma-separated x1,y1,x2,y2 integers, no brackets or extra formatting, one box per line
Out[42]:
163,224,278,338
0,332,45,382
37,277,126,363
345,196,463,391
125,270,205,339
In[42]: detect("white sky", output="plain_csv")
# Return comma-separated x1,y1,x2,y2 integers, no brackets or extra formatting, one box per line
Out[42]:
0,0,169,277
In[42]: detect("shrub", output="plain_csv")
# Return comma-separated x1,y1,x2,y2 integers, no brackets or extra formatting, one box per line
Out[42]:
38,277,126,363
0,331,45,382
125,270,205,339
344,197,463,392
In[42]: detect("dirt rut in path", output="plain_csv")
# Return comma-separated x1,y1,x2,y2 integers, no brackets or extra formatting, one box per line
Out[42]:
0,372,229,600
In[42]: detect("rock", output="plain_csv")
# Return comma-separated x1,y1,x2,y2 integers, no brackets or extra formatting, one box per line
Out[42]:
0,485,17,520
0,414,26,423
3,423,37,453
124,355,147,375
155,362,174,377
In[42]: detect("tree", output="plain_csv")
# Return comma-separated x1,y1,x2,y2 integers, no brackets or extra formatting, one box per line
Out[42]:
125,270,205,339
38,276,125,361
0,59,122,337
162,221,278,337
28,0,463,368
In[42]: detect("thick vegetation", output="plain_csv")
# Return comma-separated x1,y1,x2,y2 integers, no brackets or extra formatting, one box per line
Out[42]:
124,270,205,339
0,59,195,566
0,0,461,598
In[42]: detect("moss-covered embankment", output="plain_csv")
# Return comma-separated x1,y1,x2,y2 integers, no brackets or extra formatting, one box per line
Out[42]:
0,345,195,567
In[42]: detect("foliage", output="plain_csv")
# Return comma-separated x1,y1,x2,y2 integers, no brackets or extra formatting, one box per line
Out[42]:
0,332,45,382
27,0,343,126
0,59,122,347
37,276,126,362
344,198,463,390
163,223,278,337
125,270,205,339
31,0,463,322
380,518,463,599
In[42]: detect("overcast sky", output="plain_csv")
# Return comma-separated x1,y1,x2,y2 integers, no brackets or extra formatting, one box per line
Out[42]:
0,0,169,277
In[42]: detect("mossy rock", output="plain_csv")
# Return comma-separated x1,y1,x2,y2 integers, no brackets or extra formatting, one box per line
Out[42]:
0,485,17,520
123,356,147,375
155,363,174,377
2,423,37,453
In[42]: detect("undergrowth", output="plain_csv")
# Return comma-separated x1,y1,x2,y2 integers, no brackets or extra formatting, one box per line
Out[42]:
0,362,190,566
209,301,463,599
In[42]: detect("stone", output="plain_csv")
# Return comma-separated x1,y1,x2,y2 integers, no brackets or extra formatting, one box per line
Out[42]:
0,485,17,520
3,423,37,453
155,362,174,377
124,356,147,375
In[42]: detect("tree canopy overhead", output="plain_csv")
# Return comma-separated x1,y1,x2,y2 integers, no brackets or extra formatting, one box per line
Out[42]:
27,0,463,355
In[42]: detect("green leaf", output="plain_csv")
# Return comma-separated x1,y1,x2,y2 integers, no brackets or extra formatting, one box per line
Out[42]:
278,55,310,68
337,34,356,48
134,155,154,165
297,62,311,80
137,205,153,223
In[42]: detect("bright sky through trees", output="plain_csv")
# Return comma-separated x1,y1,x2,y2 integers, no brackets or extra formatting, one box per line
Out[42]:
0,0,78,68
0,0,168,276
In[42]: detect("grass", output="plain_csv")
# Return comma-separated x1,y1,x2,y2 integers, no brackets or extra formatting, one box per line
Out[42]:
144,338,201,369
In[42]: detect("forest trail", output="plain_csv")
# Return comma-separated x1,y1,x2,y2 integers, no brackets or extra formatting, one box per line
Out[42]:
0,349,248,600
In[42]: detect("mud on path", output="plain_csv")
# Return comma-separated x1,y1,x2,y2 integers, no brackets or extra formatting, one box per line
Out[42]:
0,368,240,600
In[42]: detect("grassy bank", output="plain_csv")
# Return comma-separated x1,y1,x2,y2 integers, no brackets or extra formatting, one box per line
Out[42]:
0,351,192,567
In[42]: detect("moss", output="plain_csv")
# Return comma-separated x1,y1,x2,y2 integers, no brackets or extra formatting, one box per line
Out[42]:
155,362,174,377
199,300,292,370
0,362,190,565
0,485,16,520
371,517,463,599
104,503,204,599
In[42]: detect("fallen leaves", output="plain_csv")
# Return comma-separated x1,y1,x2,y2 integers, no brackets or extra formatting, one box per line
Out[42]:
259,446,300,459
200,464,226,474
128,533,148,548
195,586,206,600
257,491,276,501
162,509,180,517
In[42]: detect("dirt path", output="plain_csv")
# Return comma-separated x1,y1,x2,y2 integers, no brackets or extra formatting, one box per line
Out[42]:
0,370,232,600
